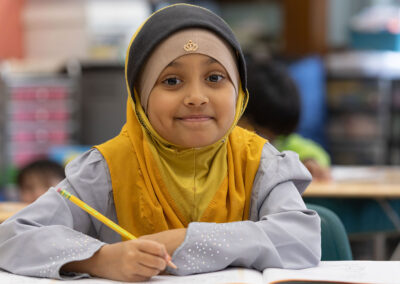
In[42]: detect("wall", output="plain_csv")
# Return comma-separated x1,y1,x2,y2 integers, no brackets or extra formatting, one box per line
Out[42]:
0,0,24,60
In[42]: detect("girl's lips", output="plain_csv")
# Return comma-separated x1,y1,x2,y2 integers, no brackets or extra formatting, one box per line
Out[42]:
178,115,213,122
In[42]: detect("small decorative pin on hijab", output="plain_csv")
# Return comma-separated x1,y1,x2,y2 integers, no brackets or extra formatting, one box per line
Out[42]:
183,40,198,52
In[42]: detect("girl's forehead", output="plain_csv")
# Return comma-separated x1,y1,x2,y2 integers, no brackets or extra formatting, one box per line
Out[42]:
167,54,222,67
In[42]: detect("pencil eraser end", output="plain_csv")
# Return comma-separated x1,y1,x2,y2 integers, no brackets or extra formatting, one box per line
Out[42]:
56,188,62,193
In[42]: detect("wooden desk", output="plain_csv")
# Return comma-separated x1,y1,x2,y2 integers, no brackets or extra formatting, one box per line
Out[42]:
303,166,400,260
304,166,400,198
0,202,27,223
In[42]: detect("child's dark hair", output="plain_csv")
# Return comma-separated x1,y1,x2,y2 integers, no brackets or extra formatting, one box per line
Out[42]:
17,159,65,187
245,58,301,136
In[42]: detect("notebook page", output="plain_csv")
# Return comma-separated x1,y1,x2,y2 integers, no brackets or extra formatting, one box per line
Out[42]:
0,268,263,284
262,261,400,284
331,166,394,183
150,268,263,284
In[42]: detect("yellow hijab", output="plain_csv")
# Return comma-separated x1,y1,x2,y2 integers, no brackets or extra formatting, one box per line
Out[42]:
95,4,266,238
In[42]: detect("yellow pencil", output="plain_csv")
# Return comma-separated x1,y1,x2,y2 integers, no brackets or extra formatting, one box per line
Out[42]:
56,188,177,269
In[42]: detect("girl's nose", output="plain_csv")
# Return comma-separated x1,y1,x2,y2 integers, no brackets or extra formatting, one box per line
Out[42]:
183,83,209,106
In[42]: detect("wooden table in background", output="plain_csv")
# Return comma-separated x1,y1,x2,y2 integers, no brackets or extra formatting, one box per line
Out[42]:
304,166,400,198
0,202,27,223
303,166,400,260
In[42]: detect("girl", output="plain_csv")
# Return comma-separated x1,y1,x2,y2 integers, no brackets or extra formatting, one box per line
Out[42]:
0,4,320,282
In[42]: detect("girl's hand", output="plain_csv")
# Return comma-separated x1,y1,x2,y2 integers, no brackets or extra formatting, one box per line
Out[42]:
140,228,187,256
303,159,332,182
62,239,168,282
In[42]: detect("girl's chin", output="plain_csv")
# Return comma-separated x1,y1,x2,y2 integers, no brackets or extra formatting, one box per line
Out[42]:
175,137,222,148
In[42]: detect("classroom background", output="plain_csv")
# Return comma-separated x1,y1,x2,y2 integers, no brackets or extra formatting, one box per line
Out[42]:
1,0,400,262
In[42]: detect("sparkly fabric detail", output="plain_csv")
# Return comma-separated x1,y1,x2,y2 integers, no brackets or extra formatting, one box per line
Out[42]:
38,233,102,279
169,222,246,276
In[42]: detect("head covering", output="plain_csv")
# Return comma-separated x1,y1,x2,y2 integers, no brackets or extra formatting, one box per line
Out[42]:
126,4,248,102
95,4,266,237
137,28,240,111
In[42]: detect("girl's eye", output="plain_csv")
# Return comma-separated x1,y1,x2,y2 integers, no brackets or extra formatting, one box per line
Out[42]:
162,77,181,86
207,74,224,83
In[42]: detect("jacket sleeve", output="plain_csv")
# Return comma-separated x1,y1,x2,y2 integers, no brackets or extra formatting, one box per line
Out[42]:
168,143,321,276
0,149,119,279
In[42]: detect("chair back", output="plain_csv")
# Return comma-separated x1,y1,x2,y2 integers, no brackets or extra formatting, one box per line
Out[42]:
307,203,353,260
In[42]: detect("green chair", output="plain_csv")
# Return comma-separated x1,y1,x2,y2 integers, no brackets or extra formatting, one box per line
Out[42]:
306,203,353,260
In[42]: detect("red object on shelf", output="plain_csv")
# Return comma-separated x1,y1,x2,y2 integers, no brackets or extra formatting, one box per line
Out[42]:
11,87,68,100
6,82,74,167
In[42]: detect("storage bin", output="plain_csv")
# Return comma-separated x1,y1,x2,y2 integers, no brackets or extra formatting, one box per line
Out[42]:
350,30,400,51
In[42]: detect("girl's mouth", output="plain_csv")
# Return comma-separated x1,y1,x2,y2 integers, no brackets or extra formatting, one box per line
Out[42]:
177,114,213,122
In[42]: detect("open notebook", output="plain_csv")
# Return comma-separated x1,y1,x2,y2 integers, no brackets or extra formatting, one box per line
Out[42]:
0,261,398,284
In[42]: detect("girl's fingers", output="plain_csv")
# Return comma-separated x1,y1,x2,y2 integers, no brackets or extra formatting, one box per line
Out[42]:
130,275,151,282
134,261,162,278
137,251,167,271
137,239,168,257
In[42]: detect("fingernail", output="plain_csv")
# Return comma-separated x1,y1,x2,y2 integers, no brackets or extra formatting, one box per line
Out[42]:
165,254,177,269
167,260,178,269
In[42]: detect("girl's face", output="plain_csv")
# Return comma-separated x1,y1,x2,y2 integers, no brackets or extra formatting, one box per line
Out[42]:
147,54,236,148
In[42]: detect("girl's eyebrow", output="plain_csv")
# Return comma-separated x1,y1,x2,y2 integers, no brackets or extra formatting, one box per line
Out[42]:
166,61,181,67
166,57,219,68
201,57,219,66
206,58,218,64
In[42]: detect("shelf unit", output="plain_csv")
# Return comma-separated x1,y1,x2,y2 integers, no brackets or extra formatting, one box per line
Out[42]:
0,68,79,199
0,76,7,196
325,51,399,165
389,80,400,165
78,60,126,145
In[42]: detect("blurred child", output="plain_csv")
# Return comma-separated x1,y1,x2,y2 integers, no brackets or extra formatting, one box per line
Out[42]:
240,59,331,181
17,159,65,203
0,4,320,282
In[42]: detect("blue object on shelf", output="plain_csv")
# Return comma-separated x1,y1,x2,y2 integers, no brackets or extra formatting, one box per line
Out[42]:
0,191,5,201
288,56,327,149
350,30,400,51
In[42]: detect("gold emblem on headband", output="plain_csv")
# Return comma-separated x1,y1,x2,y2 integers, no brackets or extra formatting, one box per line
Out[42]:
183,40,198,52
